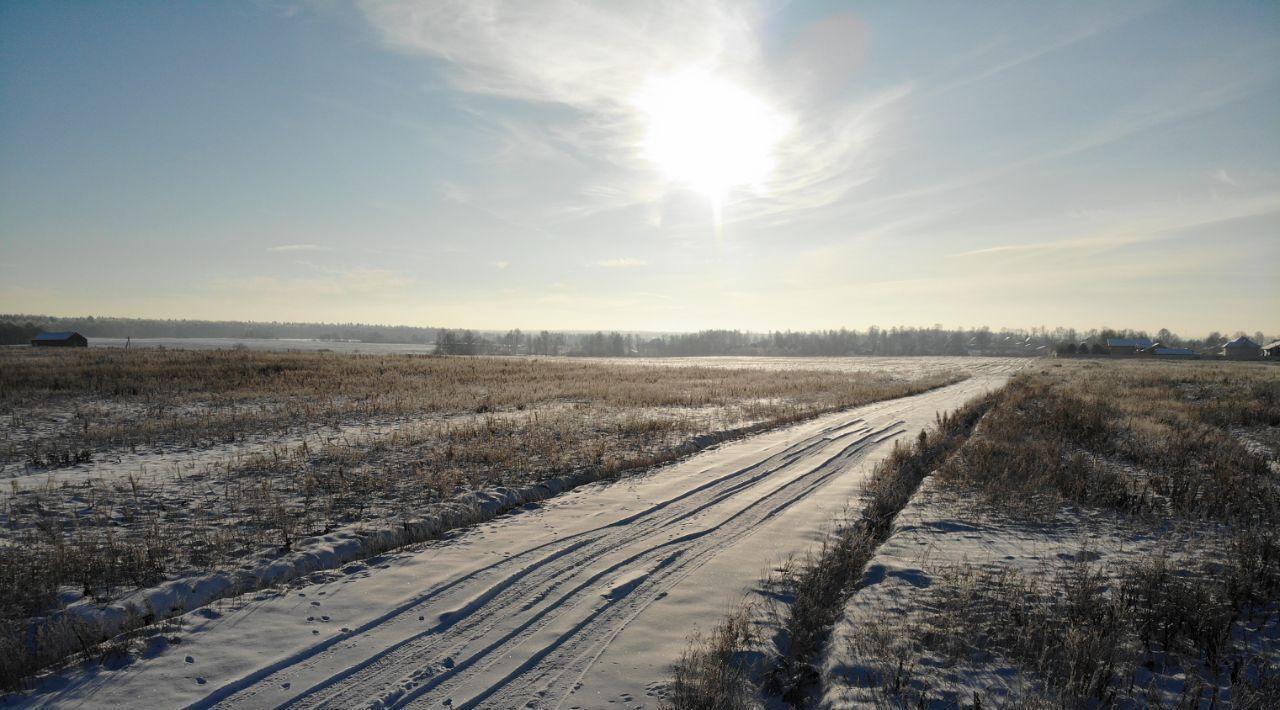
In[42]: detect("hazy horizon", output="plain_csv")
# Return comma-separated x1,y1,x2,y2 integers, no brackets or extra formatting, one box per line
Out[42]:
3,1,1278,334
5,311,1273,346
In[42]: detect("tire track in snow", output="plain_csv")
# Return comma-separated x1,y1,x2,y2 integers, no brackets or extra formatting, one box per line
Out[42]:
453,427,905,710
290,424,898,710
198,373,1019,710
200,419,886,709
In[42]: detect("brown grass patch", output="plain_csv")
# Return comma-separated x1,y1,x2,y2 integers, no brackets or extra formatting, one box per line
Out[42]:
0,349,965,691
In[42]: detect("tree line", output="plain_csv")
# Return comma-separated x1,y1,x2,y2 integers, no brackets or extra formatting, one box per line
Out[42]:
0,321,43,346
442,326,1049,357
438,325,1275,357
0,314,437,345
4,314,1270,357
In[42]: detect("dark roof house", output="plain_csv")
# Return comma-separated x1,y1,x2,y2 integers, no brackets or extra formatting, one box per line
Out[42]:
31,331,88,347
1106,337,1153,356
1222,336,1261,360
1107,338,1155,349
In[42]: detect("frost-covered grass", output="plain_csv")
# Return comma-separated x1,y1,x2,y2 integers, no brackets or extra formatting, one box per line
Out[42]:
938,359,1280,522
661,605,762,710
0,348,968,691
827,360,1280,708
671,359,1280,709
3,349,965,459
875,543,1280,708
666,393,996,706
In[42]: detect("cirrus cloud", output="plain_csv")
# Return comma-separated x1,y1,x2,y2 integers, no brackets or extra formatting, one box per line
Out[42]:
597,257,648,268
356,0,904,222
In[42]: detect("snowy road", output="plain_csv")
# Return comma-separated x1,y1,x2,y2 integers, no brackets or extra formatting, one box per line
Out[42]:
30,361,1021,709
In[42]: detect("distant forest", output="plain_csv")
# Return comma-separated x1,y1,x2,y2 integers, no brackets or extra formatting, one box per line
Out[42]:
0,315,436,345
1,314,1271,358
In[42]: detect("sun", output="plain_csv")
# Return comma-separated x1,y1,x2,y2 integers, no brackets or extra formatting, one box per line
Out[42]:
636,68,788,221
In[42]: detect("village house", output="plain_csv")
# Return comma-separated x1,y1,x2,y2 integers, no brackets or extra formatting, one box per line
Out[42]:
1106,337,1154,356
1222,336,1262,360
31,331,88,347
1264,340,1280,358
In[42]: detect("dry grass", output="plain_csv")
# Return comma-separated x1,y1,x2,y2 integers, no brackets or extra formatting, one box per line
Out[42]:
937,360,1280,523
855,541,1280,708
675,360,1279,708
661,605,763,710
840,360,1280,708
0,348,965,691
667,393,996,706
1,348,954,459
770,395,996,702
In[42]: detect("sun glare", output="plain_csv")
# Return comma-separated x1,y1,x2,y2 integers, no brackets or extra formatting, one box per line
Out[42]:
637,69,788,221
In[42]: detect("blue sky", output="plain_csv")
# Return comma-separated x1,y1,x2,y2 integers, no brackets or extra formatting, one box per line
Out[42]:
2,0,1277,335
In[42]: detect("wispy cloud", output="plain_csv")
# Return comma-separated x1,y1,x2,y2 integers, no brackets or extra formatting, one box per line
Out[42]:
357,0,902,222
731,84,911,224
932,1,1163,94
492,260,511,270
266,244,331,253
952,233,1156,258
1057,72,1265,161
436,180,471,204
954,198,1280,259
359,1,757,108
211,268,409,298
1212,168,1240,188
597,257,648,268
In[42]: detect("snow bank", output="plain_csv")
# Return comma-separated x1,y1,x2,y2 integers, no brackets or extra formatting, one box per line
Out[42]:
50,418,781,646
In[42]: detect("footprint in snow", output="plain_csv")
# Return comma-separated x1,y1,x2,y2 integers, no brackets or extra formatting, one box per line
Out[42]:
196,677,207,685
185,656,194,664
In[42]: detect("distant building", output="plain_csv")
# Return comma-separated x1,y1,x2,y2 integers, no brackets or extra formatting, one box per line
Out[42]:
31,331,88,347
1106,337,1154,356
1222,336,1262,360
1264,340,1280,358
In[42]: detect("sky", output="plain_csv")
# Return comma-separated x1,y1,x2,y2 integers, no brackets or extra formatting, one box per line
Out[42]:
1,0,1277,336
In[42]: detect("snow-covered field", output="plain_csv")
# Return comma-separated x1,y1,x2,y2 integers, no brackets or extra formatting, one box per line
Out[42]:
817,476,1280,708
816,360,1280,708
820,477,1199,707
575,355,1002,379
11,361,1021,708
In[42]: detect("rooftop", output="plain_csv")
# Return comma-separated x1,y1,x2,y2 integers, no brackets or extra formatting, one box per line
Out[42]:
1224,336,1261,349
31,331,83,341
1107,338,1154,348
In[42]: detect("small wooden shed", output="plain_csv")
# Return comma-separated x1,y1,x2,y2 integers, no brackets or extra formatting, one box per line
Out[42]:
31,331,88,347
